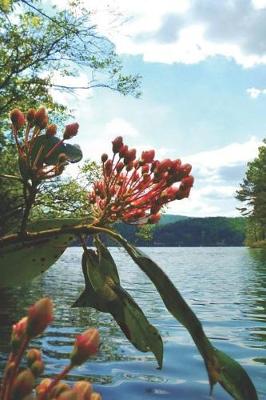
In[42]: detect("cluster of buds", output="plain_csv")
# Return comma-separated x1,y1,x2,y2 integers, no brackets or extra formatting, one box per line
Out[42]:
88,136,194,225
9,107,79,181
0,298,101,400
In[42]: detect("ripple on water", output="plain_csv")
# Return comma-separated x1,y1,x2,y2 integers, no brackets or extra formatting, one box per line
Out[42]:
0,247,265,399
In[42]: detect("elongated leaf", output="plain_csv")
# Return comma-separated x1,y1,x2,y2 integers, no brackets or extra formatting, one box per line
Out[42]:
108,232,258,400
0,219,85,287
19,135,82,178
31,135,83,165
74,239,163,368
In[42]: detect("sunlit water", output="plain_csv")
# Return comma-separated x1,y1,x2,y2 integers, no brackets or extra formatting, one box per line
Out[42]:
0,247,265,399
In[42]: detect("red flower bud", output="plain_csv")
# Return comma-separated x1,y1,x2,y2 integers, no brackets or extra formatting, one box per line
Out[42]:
126,161,133,171
142,164,149,174
157,159,172,173
27,348,42,366
112,136,123,153
63,123,79,140
46,124,57,137
141,149,155,163
11,369,35,399
36,378,53,397
57,390,79,400
101,153,108,163
34,107,48,129
148,213,161,224
11,317,28,352
91,393,102,400
70,328,100,366
181,175,194,188
26,108,36,126
116,161,124,173
26,297,53,338
124,148,136,164
182,163,192,176
119,144,128,158
50,382,71,398
10,108,25,129
73,381,92,400
30,359,45,377
104,159,113,177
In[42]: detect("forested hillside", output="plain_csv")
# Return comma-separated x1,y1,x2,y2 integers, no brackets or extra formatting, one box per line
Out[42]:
82,216,246,247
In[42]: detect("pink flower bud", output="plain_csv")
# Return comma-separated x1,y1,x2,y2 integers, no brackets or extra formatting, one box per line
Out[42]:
34,107,48,129
112,136,123,153
26,298,53,338
46,124,57,137
70,328,100,366
63,123,79,140
11,317,28,352
141,149,155,163
10,108,25,129
181,175,194,188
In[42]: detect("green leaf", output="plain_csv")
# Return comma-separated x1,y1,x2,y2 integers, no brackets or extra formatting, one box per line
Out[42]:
107,232,258,400
0,219,83,287
74,239,163,368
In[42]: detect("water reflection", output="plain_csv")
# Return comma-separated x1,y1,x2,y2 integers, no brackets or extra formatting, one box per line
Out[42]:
0,247,265,399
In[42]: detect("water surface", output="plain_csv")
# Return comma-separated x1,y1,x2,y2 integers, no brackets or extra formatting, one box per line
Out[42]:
0,247,265,399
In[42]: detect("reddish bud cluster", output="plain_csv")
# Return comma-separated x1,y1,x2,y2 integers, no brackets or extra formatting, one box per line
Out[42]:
1,298,101,400
88,137,194,225
70,328,100,366
9,107,79,181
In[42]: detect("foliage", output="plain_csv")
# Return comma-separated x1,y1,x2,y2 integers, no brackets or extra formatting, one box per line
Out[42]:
0,0,141,229
0,108,259,400
236,139,266,246
0,297,101,400
0,0,141,136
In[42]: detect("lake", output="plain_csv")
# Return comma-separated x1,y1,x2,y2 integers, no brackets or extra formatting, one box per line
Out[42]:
0,247,265,399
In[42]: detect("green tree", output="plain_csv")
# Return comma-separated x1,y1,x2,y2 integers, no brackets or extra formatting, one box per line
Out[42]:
0,0,140,136
236,139,266,246
0,0,141,231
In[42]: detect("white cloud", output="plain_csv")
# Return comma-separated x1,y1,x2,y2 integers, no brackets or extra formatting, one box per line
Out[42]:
103,118,139,139
48,71,93,107
247,87,266,98
167,137,263,217
51,0,266,67
252,0,266,9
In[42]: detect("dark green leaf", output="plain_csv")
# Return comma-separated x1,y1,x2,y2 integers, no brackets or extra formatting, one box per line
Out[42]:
109,233,258,400
31,135,82,165
74,240,163,368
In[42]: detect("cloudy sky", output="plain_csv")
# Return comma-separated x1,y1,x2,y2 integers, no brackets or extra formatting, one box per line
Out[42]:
51,0,266,217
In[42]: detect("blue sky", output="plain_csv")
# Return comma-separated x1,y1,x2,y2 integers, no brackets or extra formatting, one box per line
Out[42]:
51,0,266,217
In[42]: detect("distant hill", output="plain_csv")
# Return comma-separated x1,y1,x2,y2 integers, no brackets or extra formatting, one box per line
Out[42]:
152,217,246,246
79,216,246,247
159,214,189,225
